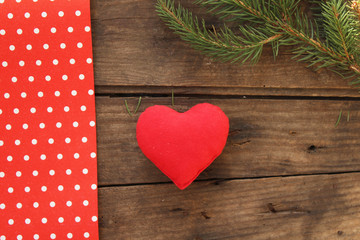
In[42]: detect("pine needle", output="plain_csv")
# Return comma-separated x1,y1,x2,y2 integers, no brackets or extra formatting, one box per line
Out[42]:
335,110,342,127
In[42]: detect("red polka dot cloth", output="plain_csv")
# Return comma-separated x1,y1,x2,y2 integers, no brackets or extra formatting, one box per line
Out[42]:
0,0,98,239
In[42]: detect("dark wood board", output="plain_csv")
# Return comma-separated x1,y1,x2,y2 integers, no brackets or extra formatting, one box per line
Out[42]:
98,172,360,240
96,96,360,186
90,0,360,97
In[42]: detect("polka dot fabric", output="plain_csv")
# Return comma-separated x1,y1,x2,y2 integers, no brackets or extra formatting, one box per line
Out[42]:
0,0,98,239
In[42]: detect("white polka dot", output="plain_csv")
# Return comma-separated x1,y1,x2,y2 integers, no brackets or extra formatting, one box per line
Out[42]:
39,123,46,129
74,153,80,159
65,137,71,143
79,74,85,80
23,123,29,130
25,218,31,224
69,58,75,64
17,29,23,35
71,90,77,96
56,122,62,128
33,202,39,208
0,109,2,115
36,60,42,66
17,235,22,240
16,0,21,2
19,60,25,66
68,27,73,32
20,92,26,98
4,93,9,99
48,138,54,144
32,170,38,176
91,152,96,158
41,12,47,18
38,92,44,97
85,26,91,32
77,42,83,48
8,187,14,193
24,186,30,192
41,217,47,224
82,137,88,143
67,233,73,239
0,203,5,209
41,186,47,192
34,28,39,34
50,201,55,207
47,107,53,112
58,185,64,191
83,200,89,206
62,74,68,80
57,153,63,159
43,44,49,49
23,155,30,161
13,108,19,114
32,139,37,145
66,201,72,207
9,45,15,51
73,122,79,127
53,59,59,65
34,234,40,240
92,216,98,222
55,91,60,97
17,203,22,208
64,106,70,112
74,184,80,190
91,184,97,190
7,156,12,161
49,170,55,176
89,89,94,95
5,124,11,130
58,11,64,17
8,219,14,225
84,232,90,238
0,140,4,146
66,169,72,175
58,217,64,223
30,107,36,113
0,172,4,178
75,10,81,16
60,43,66,49
45,75,51,81
75,216,81,222
25,12,30,18
28,76,34,82
26,44,32,50
11,76,17,82
16,171,21,177
8,13,13,19
0,29,5,35
2,61,8,67
15,139,21,145
86,58,92,64
51,27,56,33
81,105,86,111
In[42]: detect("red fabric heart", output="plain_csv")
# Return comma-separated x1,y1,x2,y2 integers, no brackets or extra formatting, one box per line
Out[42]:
136,103,229,190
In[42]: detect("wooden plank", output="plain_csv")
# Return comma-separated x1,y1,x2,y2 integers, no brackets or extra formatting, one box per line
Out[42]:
90,0,359,97
96,96,360,186
98,172,360,239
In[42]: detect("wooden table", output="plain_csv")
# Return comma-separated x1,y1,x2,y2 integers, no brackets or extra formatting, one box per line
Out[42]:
92,1,360,239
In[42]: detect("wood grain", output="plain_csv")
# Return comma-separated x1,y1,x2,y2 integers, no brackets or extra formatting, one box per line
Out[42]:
90,0,360,97
96,96,360,186
99,173,360,240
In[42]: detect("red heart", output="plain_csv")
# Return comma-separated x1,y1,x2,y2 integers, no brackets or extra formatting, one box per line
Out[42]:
136,103,229,189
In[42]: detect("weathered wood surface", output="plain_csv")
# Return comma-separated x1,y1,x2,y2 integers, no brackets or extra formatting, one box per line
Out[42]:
90,0,360,97
91,0,360,239
99,173,360,240
96,96,360,186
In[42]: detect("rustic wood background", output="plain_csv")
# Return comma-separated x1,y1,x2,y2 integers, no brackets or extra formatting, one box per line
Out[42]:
92,0,360,239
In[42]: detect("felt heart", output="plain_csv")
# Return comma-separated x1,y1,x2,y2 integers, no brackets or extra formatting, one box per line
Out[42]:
136,103,229,190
